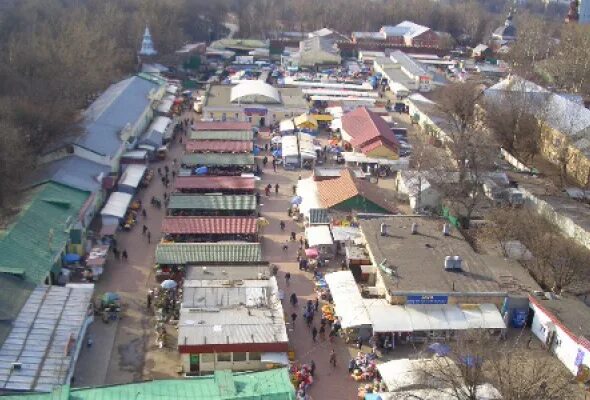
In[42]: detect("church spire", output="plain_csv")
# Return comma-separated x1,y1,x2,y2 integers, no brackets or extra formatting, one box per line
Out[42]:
139,26,157,56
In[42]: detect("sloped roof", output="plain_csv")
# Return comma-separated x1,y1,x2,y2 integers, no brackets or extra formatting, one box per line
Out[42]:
189,130,254,141
0,183,89,284
174,176,255,192
27,156,109,192
230,81,281,104
293,113,318,129
185,140,253,153
193,121,252,131
341,107,399,149
182,153,255,166
316,169,397,212
167,194,256,211
381,21,430,39
77,75,162,156
0,274,35,345
162,217,258,235
156,243,262,264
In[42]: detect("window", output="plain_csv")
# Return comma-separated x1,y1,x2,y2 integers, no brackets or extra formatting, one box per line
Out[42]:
233,352,247,362
217,353,231,362
248,352,261,361
201,353,214,363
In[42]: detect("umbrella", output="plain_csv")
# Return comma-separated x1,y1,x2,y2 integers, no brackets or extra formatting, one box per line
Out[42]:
64,253,81,264
272,149,282,158
291,196,303,205
253,147,261,155
101,292,120,304
305,248,319,258
194,166,208,175
427,342,450,356
161,279,178,290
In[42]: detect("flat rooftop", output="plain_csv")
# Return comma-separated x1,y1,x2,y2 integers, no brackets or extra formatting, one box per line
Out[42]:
360,217,540,295
530,294,590,341
204,84,307,109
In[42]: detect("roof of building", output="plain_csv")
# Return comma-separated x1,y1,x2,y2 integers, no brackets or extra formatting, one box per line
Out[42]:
298,36,341,67
529,294,590,346
167,194,256,211
185,140,253,153
341,107,399,149
313,167,343,178
204,85,307,109
381,21,430,39
390,50,429,77
210,38,269,51
77,75,162,156
156,243,262,265
352,32,386,40
0,369,295,400
193,121,252,131
174,176,255,192
359,216,541,295
179,277,288,347
493,15,516,39
162,217,258,235
230,80,281,104
0,183,89,284
309,208,330,225
181,153,255,167
0,274,35,346
185,265,271,280
27,156,109,193
316,169,397,213
0,284,94,392
189,130,254,141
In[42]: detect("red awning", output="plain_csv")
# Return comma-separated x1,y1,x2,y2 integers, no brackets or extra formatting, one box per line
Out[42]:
193,121,252,131
185,140,253,153
162,217,258,234
174,176,255,191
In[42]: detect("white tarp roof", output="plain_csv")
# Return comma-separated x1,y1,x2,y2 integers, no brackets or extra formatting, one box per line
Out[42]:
296,177,321,217
157,99,173,114
310,95,376,104
325,271,371,328
279,119,295,132
122,150,148,160
101,192,133,218
149,116,172,134
479,303,507,329
377,358,432,391
119,164,147,189
364,299,413,332
299,133,317,159
281,135,299,158
342,152,410,168
261,352,290,366
305,225,333,247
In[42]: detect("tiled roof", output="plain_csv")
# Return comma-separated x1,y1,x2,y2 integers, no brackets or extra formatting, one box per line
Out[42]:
182,153,255,166
185,140,253,153
174,176,255,192
162,217,258,234
359,137,397,154
316,169,397,212
167,195,256,211
341,107,399,150
156,243,262,264
193,121,252,131
189,130,254,141
0,183,89,284
309,208,330,225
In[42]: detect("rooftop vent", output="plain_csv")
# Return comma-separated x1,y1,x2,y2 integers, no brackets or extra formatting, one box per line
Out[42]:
443,223,450,236
380,223,388,236
444,256,462,271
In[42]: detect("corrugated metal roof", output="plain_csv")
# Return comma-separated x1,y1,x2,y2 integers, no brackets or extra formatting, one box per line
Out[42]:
193,121,252,131
0,274,35,345
182,153,255,167
0,369,296,400
27,156,110,193
309,208,330,225
167,195,256,211
174,177,255,192
162,217,258,235
185,140,253,153
0,183,89,284
189,130,254,141
78,75,163,156
156,243,262,264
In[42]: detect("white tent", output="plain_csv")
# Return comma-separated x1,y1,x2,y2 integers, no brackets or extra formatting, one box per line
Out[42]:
324,271,371,328
296,177,321,218
298,133,317,160
118,164,147,194
156,99,173,114
101,192,133,225
281,135,299,166
279,119,295,133
305,225,333,247
150,116,172,134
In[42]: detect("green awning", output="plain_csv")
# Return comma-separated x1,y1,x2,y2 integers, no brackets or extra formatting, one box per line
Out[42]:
156,243,262,264
168,195,256,211
182,153,254,167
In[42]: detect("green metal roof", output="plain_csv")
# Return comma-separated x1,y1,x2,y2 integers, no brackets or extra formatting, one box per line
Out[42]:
0,183,89,284
156,243,262,264
189,130,254,141
0,369,295,400
168,195,257,211
182,153,255,167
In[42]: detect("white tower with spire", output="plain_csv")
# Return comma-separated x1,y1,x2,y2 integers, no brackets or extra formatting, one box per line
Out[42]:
139,26,157,56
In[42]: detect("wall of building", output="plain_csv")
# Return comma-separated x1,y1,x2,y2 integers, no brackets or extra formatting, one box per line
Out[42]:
540,127,590,187
410,31,440,48
181,351,270,374
204,108,306,127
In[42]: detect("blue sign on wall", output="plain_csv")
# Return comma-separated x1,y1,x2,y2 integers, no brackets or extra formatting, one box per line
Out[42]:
407,295,449,305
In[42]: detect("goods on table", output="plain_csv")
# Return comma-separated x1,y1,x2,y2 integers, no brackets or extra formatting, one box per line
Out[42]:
322,304,335,322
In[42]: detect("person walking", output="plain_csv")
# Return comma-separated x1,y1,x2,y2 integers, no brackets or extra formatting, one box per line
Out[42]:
292,184,297,195
319,324,326,341
275,183,279,195
272,159,277,172
314,297,319,312
263,156,268,167
147,291,152,309
147,231,151,243
122,250,128,261
310,360,316,377
142,225,147,235
285,272,291,286
290,292,298,307
290,231,296,241
291,312,297,326
311,326,318,342
282,241,289,252
280,220,286,231
329,349,337,368
142,209,147,218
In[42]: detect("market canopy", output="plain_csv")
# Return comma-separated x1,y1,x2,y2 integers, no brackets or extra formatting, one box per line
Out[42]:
119,164,147,190
167,194,256,211
100,192,132,219
305,225,333,247
185,140,253,153
174,176,255,192
324,271,371,328
161,217,258,235
189,130,254,141
156,243,262,264
279,119,295,132
341,152,410,168
182,153,255,167
281,135,299,158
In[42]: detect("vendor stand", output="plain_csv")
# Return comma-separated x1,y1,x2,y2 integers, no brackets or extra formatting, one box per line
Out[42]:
85,245,109,281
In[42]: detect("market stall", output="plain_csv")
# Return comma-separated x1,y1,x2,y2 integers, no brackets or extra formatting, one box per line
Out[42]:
118,164,148,194
279,119,295,134
100,192,133,227
85,245,109,281
305,225,334,256
281,135,299,169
